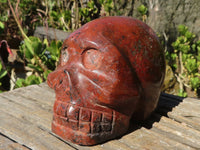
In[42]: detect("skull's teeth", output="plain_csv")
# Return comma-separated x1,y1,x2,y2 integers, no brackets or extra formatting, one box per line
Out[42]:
54,102,113,134
67,105,80,120
80,108,91,121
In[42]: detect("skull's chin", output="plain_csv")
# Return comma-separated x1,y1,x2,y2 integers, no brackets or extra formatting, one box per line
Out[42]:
52,100,130,145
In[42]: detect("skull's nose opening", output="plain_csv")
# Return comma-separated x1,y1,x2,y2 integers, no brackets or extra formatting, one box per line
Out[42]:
47,69,70,90
52,100,130,145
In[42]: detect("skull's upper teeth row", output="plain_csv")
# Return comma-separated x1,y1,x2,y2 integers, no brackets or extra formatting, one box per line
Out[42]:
53,101,114,133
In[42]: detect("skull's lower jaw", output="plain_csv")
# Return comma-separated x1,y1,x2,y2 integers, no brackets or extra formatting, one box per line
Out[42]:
52,120,128,145
52,102,130,145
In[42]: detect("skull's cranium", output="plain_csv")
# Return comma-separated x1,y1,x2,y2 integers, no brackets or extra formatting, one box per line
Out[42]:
47,16,165,145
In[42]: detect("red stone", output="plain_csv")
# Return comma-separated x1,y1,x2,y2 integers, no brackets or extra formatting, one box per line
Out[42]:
47,16,165,145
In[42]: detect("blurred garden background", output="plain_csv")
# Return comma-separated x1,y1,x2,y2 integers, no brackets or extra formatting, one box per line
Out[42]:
0,0,200,98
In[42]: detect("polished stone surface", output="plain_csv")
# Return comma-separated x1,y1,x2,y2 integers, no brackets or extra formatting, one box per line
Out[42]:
47,16,165,145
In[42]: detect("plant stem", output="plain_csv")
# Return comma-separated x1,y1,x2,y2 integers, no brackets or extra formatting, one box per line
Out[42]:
178,51,184,91
8,0,30,42
179,51,184,75
142,15,147,22
61,17,69,30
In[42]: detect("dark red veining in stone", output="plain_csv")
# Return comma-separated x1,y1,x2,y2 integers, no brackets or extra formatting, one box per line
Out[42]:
47,16,165,145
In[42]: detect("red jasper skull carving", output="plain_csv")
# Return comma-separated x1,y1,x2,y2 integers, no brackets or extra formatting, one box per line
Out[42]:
47,16,165,145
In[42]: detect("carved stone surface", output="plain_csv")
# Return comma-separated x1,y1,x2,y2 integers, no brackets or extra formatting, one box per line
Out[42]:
47,16,165,145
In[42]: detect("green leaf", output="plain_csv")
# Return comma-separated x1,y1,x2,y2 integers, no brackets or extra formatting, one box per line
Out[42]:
178,36,187,43
46,40,62,57
190,77,200,89
178,25,188,36
185,31,195,41
15,75,42,88
0,21,4,29
0,70,7,79
87,1,95,8
46,45,55,55
43,38,49,48
196,40,200,45
191,44,196,52
197,46,200,53
138,5,148,15
64,10,71,21
182,53,188,62
197,55,200,61
15,78,26,88
0,63,2,70
0,0,7,3
172,64,177,69
170,53,177,60
180,44,190,53
51,11,60,21
24,39,34,59
26,75,42,85
31,37,42,55
43,70,52,80
0,21,4,34
27,64,43,72
185,58,198,73
178,89,187,97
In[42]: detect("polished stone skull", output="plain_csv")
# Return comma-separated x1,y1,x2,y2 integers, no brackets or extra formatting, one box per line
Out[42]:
47,16,165,145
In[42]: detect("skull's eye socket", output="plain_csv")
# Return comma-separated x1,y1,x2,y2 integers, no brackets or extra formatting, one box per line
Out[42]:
83,49,102,70
60,48,69,65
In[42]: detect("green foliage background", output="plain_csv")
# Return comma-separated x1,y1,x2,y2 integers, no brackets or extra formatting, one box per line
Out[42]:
0,0,199,97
